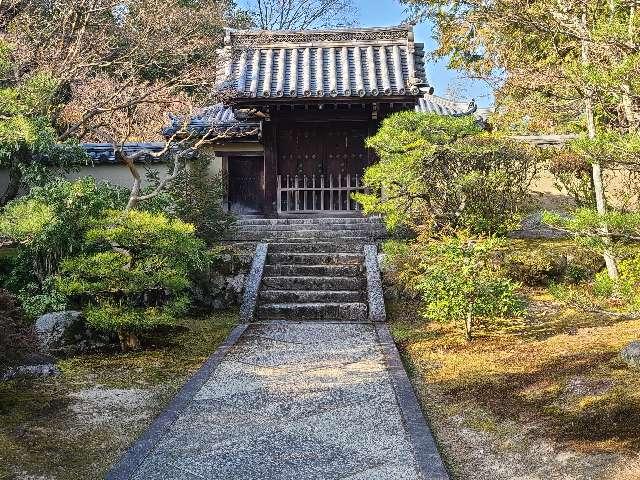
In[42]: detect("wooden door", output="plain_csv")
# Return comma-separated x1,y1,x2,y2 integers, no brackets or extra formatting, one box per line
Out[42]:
276,122,370,178
277,126,324,177
325,123,369,176
228,156,264,214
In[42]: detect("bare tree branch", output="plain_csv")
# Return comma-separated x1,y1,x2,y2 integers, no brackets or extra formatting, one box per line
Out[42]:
246,0,358,29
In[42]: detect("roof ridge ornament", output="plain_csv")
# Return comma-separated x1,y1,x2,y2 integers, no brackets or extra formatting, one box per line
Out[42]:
224,25,413,48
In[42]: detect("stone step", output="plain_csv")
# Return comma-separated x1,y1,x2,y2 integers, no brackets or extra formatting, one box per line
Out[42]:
234,217,383,226
267,252,364,265
261,276,365,291
231,230,384,241
263,264,363,277
259,290,364,303
268,243,365,254
265,237,375,245
257,302,368,321
232,223,387,233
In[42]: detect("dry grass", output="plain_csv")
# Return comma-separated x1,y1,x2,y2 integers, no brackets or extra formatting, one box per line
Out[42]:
0,311,237,480
390,297,640,480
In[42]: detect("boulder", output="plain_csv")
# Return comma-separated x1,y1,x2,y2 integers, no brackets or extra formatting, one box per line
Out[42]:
2,353,60,381
504,248,568,286
620,341,640,369
509,211,569,239
227,273,245,296
35,311,112,354
2,363,60,381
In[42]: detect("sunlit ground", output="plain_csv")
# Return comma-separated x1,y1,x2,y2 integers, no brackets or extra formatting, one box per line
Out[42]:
0,312,237,480
390,296,640,480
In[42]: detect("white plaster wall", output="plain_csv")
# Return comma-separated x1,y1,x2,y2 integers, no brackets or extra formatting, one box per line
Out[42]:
0,148,232,196
213,143,264,154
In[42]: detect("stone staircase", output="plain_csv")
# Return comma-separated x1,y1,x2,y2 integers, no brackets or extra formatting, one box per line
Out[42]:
229,217,387,322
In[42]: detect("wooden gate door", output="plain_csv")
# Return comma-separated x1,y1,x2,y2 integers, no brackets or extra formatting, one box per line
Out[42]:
325,122,370,176
277,125,325,177
228,156,264,214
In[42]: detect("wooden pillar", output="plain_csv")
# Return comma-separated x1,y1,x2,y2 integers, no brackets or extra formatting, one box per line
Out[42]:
263,122,278,216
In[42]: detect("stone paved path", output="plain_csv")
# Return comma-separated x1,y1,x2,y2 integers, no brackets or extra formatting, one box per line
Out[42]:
110,322,448,480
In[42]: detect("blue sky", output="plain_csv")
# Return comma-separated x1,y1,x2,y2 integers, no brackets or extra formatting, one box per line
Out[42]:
353,0,494,107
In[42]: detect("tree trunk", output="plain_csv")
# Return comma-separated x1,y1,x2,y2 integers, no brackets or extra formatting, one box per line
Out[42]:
622,7,638,133
621,84,638,133
117,328,140,352
581,11,620,280
115,149,142,212
465,309,473,341
590,158,619,279
0,164,22,207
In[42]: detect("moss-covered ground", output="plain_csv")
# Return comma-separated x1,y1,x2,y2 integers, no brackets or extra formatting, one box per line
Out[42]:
0,311,237,480
390,293,640,480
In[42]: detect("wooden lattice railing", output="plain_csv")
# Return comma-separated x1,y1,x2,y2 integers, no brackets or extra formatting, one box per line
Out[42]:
277,174,367,214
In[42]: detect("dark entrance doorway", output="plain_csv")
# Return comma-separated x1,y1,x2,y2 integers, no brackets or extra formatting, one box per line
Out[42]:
228,155,264,214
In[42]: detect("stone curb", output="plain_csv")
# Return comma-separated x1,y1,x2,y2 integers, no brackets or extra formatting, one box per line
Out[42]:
364,244,386,322
375,322,451,480
104,323,249,480
240,243,268,322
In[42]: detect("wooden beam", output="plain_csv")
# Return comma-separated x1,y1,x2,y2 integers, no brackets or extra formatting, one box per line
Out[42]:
263,123,278,216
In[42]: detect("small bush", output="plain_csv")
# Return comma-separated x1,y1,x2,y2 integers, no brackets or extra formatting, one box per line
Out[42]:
565,248,606,283
57,209,209,350
381,239,423,298
414,234,525,339
593,254,640,309
0,289,38,372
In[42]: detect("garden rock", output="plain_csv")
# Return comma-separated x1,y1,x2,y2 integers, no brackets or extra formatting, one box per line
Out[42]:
35,310,113,354
620,341,640,369
504,248,568,286
509,211,569,239
191,249,252,310
2,353,60,381
227,273,245,296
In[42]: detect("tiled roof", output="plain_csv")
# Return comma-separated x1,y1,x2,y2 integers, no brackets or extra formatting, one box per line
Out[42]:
162,104,262,138
219,26,428,99
416,94,477,116
82,143,167,165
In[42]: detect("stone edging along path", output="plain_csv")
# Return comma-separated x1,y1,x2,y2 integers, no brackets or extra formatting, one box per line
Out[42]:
105,322,450,480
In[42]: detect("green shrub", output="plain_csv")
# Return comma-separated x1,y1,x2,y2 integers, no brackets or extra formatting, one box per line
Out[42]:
354,111,541,235
381,239,423,297
593,254,640,309
414,234,525,339
548,150,594,207
565,248,606,283
0,178,125,317
57,209,209,350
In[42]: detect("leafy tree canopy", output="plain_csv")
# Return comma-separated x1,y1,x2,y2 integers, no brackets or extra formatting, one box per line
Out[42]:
355,111,541,235
0,44,87,204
